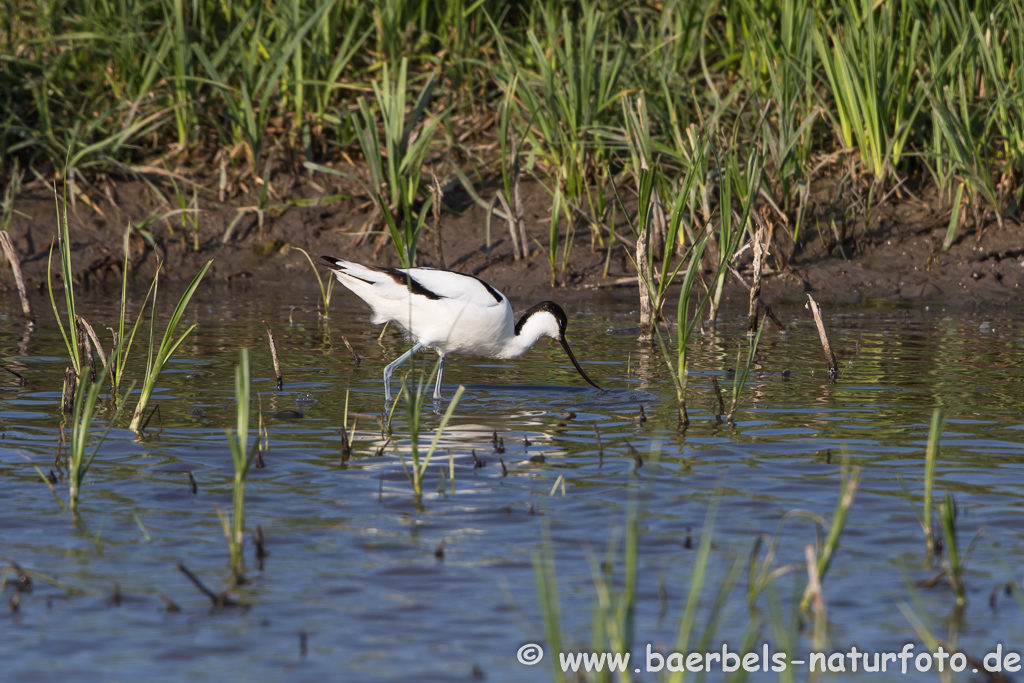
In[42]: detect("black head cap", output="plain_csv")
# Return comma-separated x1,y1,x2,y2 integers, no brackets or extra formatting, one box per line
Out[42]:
515,301,567,337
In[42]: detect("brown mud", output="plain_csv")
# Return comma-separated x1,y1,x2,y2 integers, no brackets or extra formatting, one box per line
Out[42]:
3,171,1022,312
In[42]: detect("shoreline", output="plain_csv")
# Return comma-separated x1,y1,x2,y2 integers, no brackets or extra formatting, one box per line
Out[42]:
3,176,1021,315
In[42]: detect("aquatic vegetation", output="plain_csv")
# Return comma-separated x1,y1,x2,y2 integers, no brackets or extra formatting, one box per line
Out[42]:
727,319,766,422
399,368,464,500
221,348,253,583
128,260,212,433
799,455,860,613
293,246,334,320
66,362,129,514
309,58,442,268
47,188,83,379
812,0,922,185
620,97,708,341
5,0,1024,316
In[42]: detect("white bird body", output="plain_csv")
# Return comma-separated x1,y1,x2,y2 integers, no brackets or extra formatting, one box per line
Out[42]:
321,256,599,399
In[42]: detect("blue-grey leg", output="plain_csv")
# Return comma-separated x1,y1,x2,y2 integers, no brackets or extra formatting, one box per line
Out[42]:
432,354,446,400
383,342,424,402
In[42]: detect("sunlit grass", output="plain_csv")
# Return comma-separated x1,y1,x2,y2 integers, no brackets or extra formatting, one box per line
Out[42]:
128,260,212,433
398,367,464,500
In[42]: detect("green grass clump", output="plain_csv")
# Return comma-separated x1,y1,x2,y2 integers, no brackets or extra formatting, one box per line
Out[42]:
128,260,212,433
5,0,1024,311
398,367,464,500
65,361,130,514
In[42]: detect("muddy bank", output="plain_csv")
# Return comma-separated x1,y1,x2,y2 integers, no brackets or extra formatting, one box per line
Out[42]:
2,173,1022,313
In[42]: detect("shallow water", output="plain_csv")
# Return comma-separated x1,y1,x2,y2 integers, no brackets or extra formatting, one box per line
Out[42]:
3,282,1024,682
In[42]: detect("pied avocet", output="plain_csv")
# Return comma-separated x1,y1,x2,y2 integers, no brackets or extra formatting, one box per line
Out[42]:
321,256,601,400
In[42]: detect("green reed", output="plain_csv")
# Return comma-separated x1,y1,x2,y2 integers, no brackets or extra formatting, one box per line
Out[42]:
813,0,923,184
66,360,130,515
220,348,253,583
4,0,1024,263
399,368,464,500
620,97,709,339
110,226,156,398
799,454,859,613
128,260,212,433
47,185,82,378
707,146,764,325
294,247,334,320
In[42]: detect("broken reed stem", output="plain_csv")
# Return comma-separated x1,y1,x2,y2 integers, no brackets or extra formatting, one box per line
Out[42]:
496,190,520,260
176,563,235,608
748,221,767,334
711,375,725,416
510,130,529,258
61,367,76,414
263,320,283,390
0,231,33,322
339,422,351,465
806,294,838,380
650,185,667,256
429,171,446,269
636,211,652,342
339,334,360,364
76,316,107,368
803,544,827,651
756,297,785,331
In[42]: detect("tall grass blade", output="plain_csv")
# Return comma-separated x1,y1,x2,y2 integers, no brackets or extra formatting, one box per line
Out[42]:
129,260,212,433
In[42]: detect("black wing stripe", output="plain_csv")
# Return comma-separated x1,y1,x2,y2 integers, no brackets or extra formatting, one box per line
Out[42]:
473,277,503,304
324,257,499,303
376,266,445,300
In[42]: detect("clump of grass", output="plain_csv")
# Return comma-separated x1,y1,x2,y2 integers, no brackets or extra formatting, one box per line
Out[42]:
620,97,708,340
652,233,711,426
128,260,212,433
928,77,1003,234
813,0,922,184
309,58,442,268
707,146,764,326
532,487,740,683
491,1,625,273
398,367,464,500
66,361,130,514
